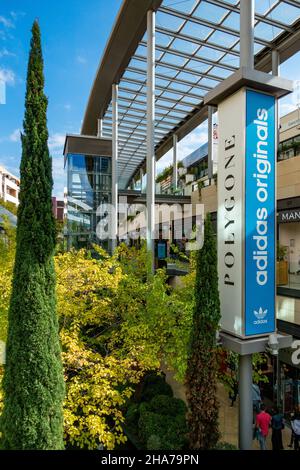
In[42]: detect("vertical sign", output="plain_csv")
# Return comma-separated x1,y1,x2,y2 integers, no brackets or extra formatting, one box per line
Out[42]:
245,90,276,336
218,88,276,338
218,89,244,337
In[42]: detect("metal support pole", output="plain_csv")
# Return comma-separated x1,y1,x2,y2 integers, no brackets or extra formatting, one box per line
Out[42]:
239,354,253,450
97,118,103,138
207,105,214,182
140,168,144,193
146,10,155,271
112,84,118,252
172,134,178,191
272,50,280,76
272,50,280,169
240,0,254,69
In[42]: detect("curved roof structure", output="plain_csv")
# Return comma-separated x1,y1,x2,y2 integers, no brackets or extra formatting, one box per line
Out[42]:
81,0,300,189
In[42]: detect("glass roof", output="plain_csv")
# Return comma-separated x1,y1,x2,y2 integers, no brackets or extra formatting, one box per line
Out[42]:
100,0,300,188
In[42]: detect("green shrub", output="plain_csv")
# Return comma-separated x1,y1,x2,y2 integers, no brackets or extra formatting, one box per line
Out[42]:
125,403,140,427
126,372,188,450
138,410,188,450
141,377,173,402
214,441,238,450
147,435,162,450
142,372,167,387
138,411,165,444
149,394,187,416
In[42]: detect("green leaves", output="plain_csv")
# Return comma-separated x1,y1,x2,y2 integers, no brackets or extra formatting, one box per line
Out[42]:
186,214,221,449
0,21,64,450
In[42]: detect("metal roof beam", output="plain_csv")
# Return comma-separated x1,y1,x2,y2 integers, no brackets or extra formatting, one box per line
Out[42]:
106,110,178,127
282,0,300,7
117,103,189,120
118,93,189,115
156,25,240,56
118,85,201,107
204,0,293,33
126,65,216,91
133,54,224,82
121,75,207,97
141,41,238,72
159,5,270,47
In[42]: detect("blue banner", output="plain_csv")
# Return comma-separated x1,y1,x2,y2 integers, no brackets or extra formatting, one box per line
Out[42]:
245,90,276,336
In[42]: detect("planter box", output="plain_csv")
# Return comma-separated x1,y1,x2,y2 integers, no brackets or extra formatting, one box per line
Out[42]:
277,260,288,285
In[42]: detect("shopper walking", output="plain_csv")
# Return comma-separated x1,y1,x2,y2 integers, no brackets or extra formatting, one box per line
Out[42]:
291,412,300,451
252,383,262,413
256,404,271,450
271,407,284,450
229,379,238,407
288,409,297,448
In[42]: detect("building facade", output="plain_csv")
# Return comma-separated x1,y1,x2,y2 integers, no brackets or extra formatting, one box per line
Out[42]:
64,135,112,252
0,166,20,207
52,197,65,222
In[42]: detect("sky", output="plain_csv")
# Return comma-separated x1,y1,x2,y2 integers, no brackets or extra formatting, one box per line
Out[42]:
0,0,122,198
0,1,300,197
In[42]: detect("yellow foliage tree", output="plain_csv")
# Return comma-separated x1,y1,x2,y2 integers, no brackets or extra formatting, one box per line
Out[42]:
0,238,194,449
55,248,150,449
0,218,15,342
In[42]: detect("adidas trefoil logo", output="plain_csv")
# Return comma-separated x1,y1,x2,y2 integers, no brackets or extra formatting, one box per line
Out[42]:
254,307,268,320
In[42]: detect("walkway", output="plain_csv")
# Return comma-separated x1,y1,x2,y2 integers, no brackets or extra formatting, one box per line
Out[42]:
164,367,293,450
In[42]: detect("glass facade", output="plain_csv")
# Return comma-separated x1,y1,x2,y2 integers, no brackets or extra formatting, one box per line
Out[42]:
260,353,300,419
278,222,300,291
278,136,300,161
66,153,112,251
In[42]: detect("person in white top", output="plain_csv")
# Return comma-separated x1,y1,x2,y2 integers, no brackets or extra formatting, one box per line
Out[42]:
291,413,300,451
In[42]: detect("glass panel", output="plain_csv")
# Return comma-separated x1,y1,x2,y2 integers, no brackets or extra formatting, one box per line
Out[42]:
278,222,300,291
254,22,283,41
66,154,112,250
194,0,228,24
268,3,300,25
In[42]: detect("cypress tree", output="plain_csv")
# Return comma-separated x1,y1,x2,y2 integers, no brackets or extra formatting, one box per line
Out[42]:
186,214,221,449
0,21,65,449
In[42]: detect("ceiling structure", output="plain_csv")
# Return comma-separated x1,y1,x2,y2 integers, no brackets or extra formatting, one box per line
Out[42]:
81,0,300,189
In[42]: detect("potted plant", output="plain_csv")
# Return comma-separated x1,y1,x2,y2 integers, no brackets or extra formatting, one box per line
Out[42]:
277,242,288,285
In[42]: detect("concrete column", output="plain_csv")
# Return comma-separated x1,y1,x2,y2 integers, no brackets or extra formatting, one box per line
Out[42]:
140,167,144,193
272,49,280,76
172,134,178,191
112,84,118,251
146,10,156,271
239,354,253,450
272,50,280,163
97,118,103,138
208,105,214,182
238,2,255,448
240,0,254,69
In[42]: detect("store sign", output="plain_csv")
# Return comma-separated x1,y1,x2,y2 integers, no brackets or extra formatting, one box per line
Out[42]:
218,88,276,338
280,117,300,132
278,209,300,223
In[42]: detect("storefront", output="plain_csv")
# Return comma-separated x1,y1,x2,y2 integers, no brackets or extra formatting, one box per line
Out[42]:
260,348,300,417
277,197,300,292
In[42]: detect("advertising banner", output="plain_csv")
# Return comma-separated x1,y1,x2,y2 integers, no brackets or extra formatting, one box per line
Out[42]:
218,88,276,338
245,90,276,336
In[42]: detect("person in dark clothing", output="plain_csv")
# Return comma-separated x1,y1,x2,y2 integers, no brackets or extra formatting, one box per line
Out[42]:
229,379,238,407
271,407,284,450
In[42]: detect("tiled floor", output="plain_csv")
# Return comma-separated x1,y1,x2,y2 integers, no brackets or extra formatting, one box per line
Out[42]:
163,367,294,450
